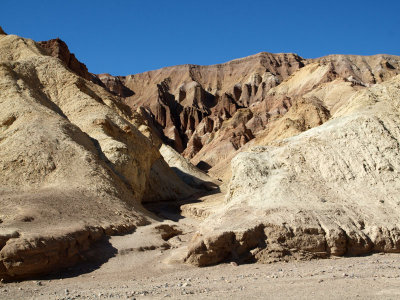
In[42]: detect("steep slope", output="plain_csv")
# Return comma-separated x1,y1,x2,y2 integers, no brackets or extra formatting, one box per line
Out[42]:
98,53,305,155
38,35,400,181
0,29,193,280
185,75,400,266
93,52,400,183
191,55,400,180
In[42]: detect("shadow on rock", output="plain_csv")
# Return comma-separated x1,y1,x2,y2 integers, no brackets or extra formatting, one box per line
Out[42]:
35,236,118,281
143,187,220,222
171,167,220,191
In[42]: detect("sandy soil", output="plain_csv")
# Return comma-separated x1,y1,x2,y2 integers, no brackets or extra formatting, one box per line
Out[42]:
1,221,400,300
2,191,400,300
2,182,400,300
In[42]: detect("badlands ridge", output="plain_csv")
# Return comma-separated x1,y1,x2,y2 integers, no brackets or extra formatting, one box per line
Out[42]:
1,26,400,280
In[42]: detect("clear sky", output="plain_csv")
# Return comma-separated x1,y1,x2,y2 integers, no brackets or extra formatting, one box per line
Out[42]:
1,0,399,76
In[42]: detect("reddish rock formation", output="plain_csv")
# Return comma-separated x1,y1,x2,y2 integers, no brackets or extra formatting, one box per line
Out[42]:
37,38,134,97
38,38,93,81
96,73,134,98
110,53,400,176
38,37,400,177
113,53,306,157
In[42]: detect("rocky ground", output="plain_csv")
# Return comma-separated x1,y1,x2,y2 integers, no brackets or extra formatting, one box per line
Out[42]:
2,192,400,300
1,242,400,299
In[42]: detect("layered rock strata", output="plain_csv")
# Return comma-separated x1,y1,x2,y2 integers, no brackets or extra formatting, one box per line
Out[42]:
185,75,400,266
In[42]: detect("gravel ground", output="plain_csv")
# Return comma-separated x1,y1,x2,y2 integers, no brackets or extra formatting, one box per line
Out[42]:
1,252,400,300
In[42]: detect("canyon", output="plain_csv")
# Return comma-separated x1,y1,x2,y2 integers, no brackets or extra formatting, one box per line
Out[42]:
1,24,400,296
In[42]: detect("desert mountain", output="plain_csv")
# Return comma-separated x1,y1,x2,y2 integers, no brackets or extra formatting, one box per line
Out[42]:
92,52,400,182
1,25,400,281
0,27,198,280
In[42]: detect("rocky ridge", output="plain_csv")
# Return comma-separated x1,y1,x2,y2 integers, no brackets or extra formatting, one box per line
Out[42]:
37,34,400,180
93,51,400,183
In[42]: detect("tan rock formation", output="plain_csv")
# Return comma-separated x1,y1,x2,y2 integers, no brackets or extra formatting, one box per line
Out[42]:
96,73,134,97
159,144,219,190
0,31,193,280
185,75,400,266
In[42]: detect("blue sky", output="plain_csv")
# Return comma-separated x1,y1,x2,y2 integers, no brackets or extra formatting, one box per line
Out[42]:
1,0,399,75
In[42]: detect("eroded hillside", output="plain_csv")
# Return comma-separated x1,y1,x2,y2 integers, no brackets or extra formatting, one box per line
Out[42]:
2,25,400,282
92,51,400,182
0,27,199,280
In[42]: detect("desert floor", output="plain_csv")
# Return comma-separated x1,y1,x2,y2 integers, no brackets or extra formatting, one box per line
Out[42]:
1,222,400,300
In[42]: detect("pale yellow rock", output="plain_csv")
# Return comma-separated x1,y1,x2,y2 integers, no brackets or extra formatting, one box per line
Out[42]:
185,75,400,266
0,31,193,280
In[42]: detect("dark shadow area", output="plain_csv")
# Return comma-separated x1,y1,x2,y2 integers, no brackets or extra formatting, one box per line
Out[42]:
196,160,212,172
116,80,135,97
34,236,118,281
170,167,220,191
143,200,194,222
143,186,221,222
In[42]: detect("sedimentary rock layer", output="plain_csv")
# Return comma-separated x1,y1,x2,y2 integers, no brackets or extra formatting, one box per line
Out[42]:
185,75,400,266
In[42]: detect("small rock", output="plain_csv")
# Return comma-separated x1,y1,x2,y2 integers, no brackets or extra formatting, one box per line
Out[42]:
230,262,238,266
